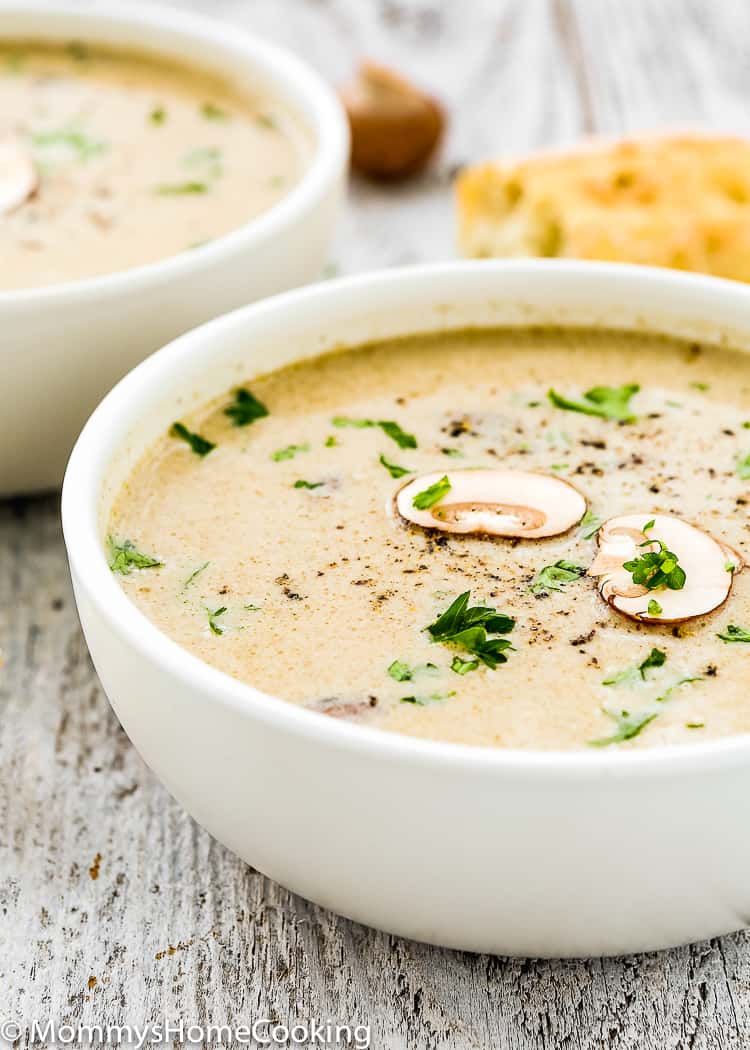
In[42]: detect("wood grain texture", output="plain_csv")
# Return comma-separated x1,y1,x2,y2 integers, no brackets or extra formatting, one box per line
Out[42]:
2,2,750,1047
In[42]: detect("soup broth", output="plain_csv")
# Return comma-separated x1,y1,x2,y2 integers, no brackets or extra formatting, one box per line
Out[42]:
109,328,750,751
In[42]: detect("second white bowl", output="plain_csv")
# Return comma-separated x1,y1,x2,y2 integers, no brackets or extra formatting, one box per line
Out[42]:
0,1,348,495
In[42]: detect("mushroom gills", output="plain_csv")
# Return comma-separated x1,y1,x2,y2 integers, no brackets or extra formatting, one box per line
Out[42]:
0,136,37,216
589,513,742,623
394,469,586,538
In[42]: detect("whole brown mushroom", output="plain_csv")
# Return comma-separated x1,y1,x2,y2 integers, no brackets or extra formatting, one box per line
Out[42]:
339,61,445,180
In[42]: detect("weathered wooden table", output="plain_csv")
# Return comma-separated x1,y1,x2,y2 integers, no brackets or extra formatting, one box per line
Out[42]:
4,2,750,1046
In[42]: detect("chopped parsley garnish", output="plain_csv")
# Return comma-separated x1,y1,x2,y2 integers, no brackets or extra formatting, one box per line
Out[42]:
325,436,338,448
157,181,208,195
184,561,209,589
256,113,277,129
589,709,658,747
623,521,686,591
201,102,228,121
31,128,108,162
412,475,451,510
591,673,700,746
331,417,417,449
379,454,412,479
400,691,455,706
717,624,750,643
387,660,438,682
686,722,705,729
149,106,167,125
529,560,585,595
442,447,463,458
579,510,604,539
647,599,663,616
426,591,515,670
224,388,269,427
547,383,639,423
170,422,215,457
293,479,324,489
272,443,309,462
107,537,162,575
207,606,227,635
736,452,750,480
183,146,223,180
603,647,666,687
379,421,417,449
451,655,479,675
690,381,710,392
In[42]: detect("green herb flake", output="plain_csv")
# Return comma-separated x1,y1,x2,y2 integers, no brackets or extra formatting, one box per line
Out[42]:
426,591,515,670
623,522,686,592
293,479,324,490
183,146,223,179
387,660,412,682
412,475,451,510
387,660,438,683
379,454,412,479
184,561,209,589
324,436,338,448
717,624,750,643
149,106,167,126
157,181,208,196
400,691,455,706
647,598,663,616
604,647,667,687
547,383,639,423
579,510,604,539
689,381,710,392
589,709,658,747
736,453,750,480
441,447,463,458
170,422,215,457
201,102,228,121
208,606,227,635
685,722,705,729
224,388,269,427
451,655,480,675
107,537,162,576
332,417,417,449
256,113,277,129
592,668,699,746
272,443,309,462
31,128,108,162
529,560,585,595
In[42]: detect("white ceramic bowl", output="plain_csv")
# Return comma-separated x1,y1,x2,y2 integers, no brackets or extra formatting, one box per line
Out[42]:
0,1,348,495
63,261,750,958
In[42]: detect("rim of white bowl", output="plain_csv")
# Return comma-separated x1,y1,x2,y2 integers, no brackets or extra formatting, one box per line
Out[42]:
62,259,750,780
0,0,349,308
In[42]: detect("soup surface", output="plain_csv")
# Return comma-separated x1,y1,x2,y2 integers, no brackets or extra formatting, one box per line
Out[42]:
0,41,310,288
109,328,750,751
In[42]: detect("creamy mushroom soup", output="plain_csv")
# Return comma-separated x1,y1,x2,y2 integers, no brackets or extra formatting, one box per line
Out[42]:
0,41,311,288
108,327,750,751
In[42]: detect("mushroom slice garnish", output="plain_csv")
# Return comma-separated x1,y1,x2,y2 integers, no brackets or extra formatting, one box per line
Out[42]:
394,469,587,538
589,513,743,623
0,135,37,216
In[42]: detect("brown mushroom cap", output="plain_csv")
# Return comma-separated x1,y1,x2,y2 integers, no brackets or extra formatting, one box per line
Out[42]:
394,469,587,538
0,135,37,216
339,61,445,180
589,513,743,623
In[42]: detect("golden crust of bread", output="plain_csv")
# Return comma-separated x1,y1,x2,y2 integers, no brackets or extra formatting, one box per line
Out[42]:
456,135,750,281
